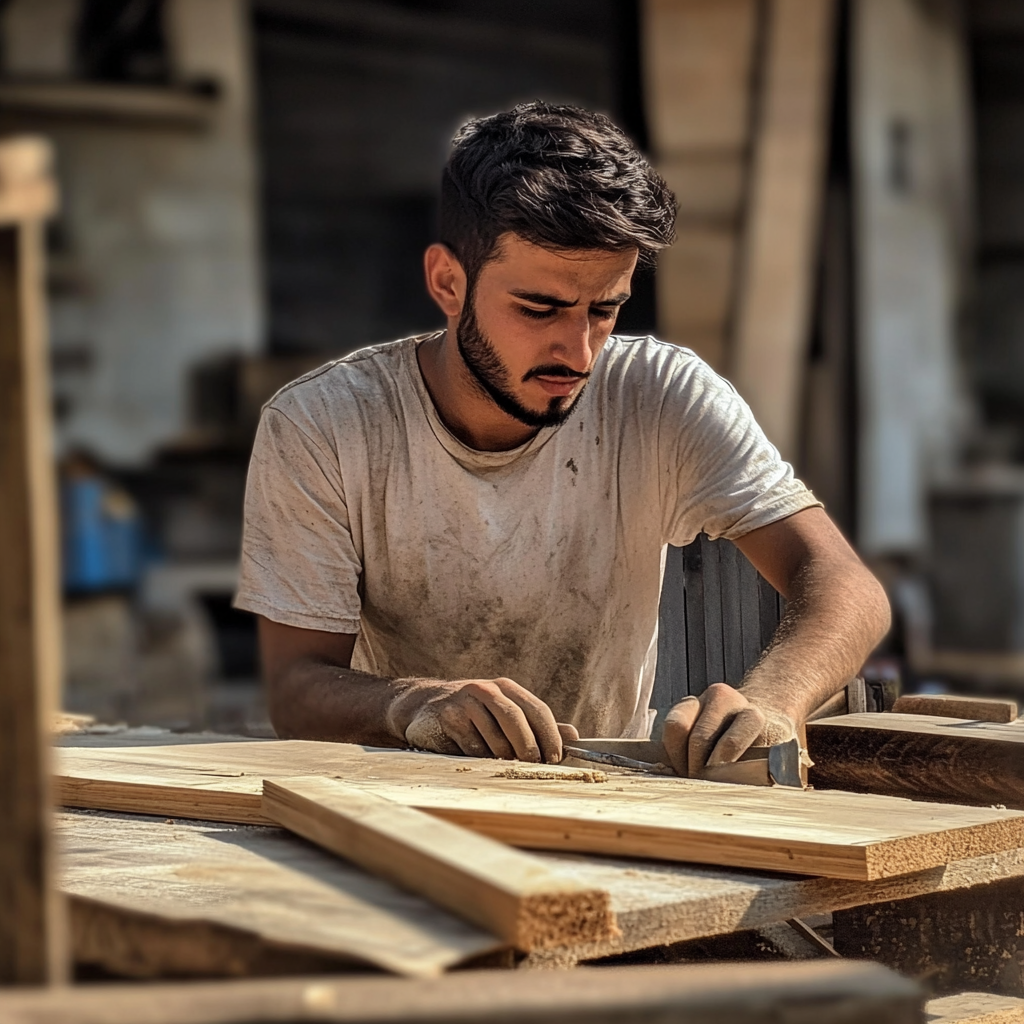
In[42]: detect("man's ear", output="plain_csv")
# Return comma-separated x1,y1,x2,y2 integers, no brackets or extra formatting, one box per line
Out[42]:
424,243,467,318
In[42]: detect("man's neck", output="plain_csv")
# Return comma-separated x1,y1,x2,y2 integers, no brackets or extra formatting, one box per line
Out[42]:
416,329,540,452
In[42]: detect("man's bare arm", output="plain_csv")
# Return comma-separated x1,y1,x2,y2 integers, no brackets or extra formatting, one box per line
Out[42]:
258,618,570,762
662,506,891,776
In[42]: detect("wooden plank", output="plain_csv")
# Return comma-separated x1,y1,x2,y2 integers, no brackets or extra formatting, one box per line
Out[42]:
807,713,1024,808
0,960,923,1024
57,809,1024,965
58,811,498,978
891,694,1018,724
757,573,783,653
737,546,764,672
731,0,836,461
653,543,688,724
700,535,727,686
0,136,65,984
52,740,1024,881
642,0,759,155
926,992,1024,1024
262,777,616,951
682,537,709,696
718,540,746,684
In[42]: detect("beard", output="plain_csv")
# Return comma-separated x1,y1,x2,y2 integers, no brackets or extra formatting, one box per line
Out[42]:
455,298,589,430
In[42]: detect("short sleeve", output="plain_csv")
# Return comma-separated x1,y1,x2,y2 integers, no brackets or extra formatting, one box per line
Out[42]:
659,356,821,546
234,406,362,633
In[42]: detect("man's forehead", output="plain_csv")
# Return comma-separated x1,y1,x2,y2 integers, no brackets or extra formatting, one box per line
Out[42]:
486,233,637,291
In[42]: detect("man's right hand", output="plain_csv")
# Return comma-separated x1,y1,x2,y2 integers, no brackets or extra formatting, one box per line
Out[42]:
386,677,568,764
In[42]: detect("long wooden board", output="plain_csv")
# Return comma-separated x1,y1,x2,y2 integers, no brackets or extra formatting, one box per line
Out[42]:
54,740,1024,881
0,135,65,984
58,810,498,978
808,713,1024,808
262,777,616,951
0,959,921,1024
59,808,1024,968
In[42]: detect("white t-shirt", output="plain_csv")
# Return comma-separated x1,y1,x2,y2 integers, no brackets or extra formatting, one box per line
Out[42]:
235,332,819,738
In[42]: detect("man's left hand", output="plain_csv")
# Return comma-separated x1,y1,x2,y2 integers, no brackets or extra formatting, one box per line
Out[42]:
662,683,796,777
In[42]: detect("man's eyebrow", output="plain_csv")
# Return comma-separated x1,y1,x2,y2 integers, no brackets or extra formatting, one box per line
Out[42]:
509,290,631,307
509,289,578,308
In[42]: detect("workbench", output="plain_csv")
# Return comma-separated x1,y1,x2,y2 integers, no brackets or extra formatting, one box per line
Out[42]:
54,729,1024,986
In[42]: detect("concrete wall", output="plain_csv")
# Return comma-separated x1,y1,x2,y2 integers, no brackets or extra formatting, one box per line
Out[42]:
1,0,264,466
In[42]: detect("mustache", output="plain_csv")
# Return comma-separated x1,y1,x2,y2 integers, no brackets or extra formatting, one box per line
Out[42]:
522,365,591,383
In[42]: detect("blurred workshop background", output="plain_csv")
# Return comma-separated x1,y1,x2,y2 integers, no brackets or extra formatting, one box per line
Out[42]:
1,0,1020,734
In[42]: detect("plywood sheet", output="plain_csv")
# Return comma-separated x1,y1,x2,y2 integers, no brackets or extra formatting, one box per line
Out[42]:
54,740,1024,881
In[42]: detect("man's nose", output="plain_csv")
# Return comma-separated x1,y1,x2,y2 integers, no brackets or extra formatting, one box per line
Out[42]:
550,312,594,372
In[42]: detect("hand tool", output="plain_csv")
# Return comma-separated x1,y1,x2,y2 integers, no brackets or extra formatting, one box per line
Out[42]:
564,736,806,787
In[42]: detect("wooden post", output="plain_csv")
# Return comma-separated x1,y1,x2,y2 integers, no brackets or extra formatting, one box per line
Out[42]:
0,136,67,983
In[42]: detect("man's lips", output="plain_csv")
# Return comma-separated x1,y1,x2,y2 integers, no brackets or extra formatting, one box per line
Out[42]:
532,375,584,397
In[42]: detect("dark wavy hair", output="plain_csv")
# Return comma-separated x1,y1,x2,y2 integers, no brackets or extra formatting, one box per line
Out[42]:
439,102,677,285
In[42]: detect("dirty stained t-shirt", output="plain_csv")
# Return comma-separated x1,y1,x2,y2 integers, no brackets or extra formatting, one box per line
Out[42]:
234,332,820,738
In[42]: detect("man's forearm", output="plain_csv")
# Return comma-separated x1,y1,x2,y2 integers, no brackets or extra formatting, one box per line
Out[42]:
269,658,413,746
739,559,891,725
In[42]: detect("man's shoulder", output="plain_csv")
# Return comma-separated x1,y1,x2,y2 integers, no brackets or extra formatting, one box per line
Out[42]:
269,335,424,406
599,335,726,393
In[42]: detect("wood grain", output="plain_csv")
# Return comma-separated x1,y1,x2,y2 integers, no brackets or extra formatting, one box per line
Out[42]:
58,809,1024,965
53,739,1024,880
891,694,1018,724
262,777,616,951
0,960,922,1024
807,713,1024,808
731,0,837,460
926,992,1024,1024
0,136,65,983
58,810,498,978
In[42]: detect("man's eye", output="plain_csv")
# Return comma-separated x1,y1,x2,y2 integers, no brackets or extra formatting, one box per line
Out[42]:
591,307,617,321
520,306,556,320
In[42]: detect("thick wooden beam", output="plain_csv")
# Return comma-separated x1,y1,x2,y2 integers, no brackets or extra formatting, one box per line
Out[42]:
0,961,922,1024
891,693,1018,724
731,0,836,460
0,136,66,984
262,777,616,952
807,713,1024,808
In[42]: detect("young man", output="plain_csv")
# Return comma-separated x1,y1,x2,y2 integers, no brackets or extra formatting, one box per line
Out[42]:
236,102,890,777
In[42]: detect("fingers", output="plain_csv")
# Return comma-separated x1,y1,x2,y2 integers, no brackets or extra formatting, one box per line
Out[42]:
557,722,580,743
706,706,765,766
404,679,565,764
663,697,701,776
468,686,541,762
489,678,564,764
686,684,749,777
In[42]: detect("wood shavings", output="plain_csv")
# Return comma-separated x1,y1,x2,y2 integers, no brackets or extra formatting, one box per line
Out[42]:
493,766,608,783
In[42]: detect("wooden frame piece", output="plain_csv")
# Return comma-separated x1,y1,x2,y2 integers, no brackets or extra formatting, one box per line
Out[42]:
262,777,617,952
0,135,65,983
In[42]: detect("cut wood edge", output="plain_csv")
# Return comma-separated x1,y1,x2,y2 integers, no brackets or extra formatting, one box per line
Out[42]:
55,775,269,825
262,777,618,952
